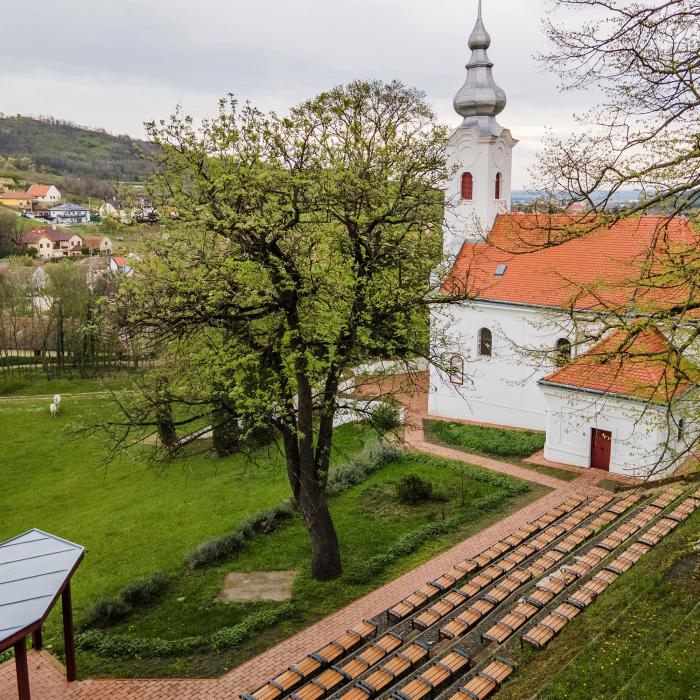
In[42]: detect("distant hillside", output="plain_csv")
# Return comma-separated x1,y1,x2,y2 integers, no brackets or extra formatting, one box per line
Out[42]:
0,115,155,183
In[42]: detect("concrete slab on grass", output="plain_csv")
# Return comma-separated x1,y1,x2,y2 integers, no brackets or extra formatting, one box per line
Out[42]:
216,571,297,602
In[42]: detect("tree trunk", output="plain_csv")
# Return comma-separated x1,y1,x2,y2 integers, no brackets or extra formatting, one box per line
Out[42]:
296,479,342,581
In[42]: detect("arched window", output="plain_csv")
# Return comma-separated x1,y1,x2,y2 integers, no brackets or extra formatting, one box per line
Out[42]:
448,355,464,385
478,328,493,357
495,172,502,200
555,338,572,367
461,172,474,201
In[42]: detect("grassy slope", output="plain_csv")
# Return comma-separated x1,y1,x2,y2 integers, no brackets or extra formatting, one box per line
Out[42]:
0,395,366,630
79,457,548,678
498,508,700,700
424,419,579,483
0,116,153,182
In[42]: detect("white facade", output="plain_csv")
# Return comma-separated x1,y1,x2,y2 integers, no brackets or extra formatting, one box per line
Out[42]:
541,385,683,480
443,127,517,257
29,185,61,203
430,302,574,431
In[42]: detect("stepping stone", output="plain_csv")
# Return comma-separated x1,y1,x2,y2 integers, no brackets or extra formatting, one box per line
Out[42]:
216,571,296,602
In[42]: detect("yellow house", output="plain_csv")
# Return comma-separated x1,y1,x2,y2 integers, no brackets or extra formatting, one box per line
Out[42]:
0,190,31,208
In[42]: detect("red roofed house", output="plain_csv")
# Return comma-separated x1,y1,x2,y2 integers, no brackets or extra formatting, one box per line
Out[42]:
21,227,83,259
428,7,697,480
26,183,61,204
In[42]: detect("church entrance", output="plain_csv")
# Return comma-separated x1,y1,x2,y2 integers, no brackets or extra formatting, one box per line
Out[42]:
590,428,612,471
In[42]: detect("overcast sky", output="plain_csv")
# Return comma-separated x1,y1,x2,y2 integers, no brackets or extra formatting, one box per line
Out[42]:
0,0,595,188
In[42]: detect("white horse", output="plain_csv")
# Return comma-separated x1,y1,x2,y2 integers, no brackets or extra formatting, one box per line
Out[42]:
50,402,58,418
53,394,62,407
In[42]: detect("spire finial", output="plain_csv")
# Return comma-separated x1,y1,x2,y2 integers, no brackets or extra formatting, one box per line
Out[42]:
452,2,507,136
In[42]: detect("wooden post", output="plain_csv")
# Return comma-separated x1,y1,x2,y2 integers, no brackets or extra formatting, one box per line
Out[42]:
14,636,31,700
32,627,43,651
62,583,76,682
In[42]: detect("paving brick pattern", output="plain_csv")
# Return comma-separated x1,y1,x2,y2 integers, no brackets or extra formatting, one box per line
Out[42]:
0,380,637,699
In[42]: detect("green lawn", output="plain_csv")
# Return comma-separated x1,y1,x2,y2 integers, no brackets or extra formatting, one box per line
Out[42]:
0,369,143,396
1,391,549,680
498,508,700,700
77,456,546,678
0,395,364,634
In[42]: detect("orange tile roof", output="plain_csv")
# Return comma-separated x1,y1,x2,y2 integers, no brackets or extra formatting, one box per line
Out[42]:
26,184,54,197
541,327,693,402
443,214,697,312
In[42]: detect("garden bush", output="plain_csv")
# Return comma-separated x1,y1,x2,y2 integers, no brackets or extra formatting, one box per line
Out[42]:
82,598,131,629
121,572,170,607
396,473,433,504
426,420,546,459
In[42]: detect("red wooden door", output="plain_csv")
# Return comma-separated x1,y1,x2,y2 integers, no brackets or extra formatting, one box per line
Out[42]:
590,429,612,471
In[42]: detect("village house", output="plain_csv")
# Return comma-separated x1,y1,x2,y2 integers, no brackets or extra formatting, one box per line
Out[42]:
0,190,31,209
429,7,698,481
49,202,91,224
109,255,134,276
26,183,61,204
83,235,113,255
98,196,130,224
22,227,83,259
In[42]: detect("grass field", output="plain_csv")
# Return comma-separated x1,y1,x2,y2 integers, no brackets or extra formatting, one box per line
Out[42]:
498,508,700,699
78,455,545,679
0,389,548,680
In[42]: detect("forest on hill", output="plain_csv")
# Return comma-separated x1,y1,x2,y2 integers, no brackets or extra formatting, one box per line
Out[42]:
0,115,155,185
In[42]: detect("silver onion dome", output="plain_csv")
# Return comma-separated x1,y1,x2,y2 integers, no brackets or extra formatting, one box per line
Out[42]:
453,0,507,136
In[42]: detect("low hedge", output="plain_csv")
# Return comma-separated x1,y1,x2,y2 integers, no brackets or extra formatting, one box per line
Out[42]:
186,444,399,569
76,603,294,659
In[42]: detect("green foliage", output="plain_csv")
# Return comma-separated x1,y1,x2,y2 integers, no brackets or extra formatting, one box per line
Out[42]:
185,501,295,569
368,401,403,434
121,572,170,607
0,115,154,182
426,420,546,458
396,473,433,504
83,598,131,629
76,603,294,658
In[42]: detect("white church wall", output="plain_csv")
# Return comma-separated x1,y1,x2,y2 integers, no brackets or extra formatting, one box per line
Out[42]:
429,301,577,431
541,385,677,480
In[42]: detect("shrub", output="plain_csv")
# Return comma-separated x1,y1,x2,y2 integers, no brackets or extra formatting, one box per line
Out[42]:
121,572,170,607
396,473,433,504
426,420,546,459
368,401,403,434
82,598,131,629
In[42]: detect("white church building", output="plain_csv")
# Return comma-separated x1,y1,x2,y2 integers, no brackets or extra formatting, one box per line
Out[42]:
428,6,697,480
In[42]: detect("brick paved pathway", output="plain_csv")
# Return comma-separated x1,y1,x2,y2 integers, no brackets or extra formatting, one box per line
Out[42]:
0,381,636,699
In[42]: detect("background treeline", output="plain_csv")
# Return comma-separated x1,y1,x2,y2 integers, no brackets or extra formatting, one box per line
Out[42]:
0,115,156,183
0,259,149,378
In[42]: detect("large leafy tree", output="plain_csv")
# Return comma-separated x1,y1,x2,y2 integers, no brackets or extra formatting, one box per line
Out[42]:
118,81,447,580
519,0,700,475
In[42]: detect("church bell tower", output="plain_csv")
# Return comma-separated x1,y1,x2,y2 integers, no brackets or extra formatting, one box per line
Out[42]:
443,1,518,257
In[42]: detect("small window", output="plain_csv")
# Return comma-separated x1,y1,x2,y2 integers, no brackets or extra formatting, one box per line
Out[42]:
461,172,474,201
555,338,572,367
495,172,502,200
495,264,507,277
448,355,464,385
478,328,493,357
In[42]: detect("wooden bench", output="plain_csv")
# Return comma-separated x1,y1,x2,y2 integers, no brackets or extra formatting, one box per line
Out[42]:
290,668,350,700
413,591,469,630
521,603,580,650
589,511,617,530
392,649,471,700
574,551,604,568
354,643,430,699
448,658,514,700
561,561,591,579
567,587,597,610
337,634,403,679
592,569,618,586
482,575,523,605
524,586,556,609
388,584,442,622
482,602,538,644
439,599,494,640
605,555,635,575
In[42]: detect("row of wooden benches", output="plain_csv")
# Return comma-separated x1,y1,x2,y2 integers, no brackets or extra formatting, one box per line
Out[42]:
521,493,699,651
321,492,634,700
411,493,619,632
245,493,592,700
481,500,662,646
437,492,638,641
387,495,589,623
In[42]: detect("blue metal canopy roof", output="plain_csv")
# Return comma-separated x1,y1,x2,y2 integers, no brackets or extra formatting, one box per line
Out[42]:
0,529,84,650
